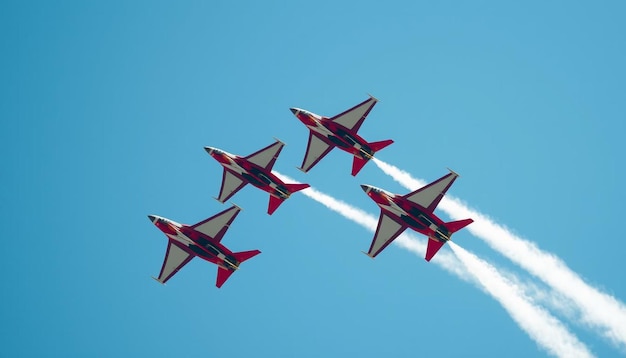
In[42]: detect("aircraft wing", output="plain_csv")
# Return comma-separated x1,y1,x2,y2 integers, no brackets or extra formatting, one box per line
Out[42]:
331,96,378,133
216,170,248,203
403,171,459,213
191,205,241,243
298,132,335,172
365,212,407,258
244,140,285,170
154,240,195,284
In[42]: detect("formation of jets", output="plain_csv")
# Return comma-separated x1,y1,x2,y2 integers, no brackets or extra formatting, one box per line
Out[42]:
148,95,473,288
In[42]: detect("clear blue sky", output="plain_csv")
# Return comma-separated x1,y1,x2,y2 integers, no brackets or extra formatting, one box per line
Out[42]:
2,1,625,357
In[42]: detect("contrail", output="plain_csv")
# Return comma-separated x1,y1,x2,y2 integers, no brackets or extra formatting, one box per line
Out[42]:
449,242,593,358
372,158,626,348
276,172,593,358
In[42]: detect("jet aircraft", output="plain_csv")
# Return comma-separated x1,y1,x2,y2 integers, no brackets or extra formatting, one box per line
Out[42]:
205,139,310,215
148,205,260,288
290,96,394,176
361,170,473,261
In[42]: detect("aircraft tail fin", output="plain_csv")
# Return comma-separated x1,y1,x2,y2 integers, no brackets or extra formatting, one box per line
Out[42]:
425,219,473,262
368,139,394,153
284,183,310,194
445,218,474,234
267,183,309,215
233,249,261,263
216,267,235,288
215,250,261,288
351,156,369,176
268,196,285,215
425,237,446,262
351,139,394,176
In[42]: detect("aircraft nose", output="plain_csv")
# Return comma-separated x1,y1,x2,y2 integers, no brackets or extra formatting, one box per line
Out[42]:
148,215,156,223
360,184,372,193
204,146,214,155
289,108,298,115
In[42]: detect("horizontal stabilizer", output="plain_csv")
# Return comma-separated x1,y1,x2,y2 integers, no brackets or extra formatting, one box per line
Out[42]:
425,238,446,262
445,218,474,234
216,267,235,288
352,156,369,176
233,249,261,263
268,196,285,215
284,183,310,193
368,139,394,153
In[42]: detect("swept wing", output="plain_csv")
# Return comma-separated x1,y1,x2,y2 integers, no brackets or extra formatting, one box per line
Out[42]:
153,240,195,284
331,96,378,132
402,171,459,213
365,212,408,258
191,205,241,242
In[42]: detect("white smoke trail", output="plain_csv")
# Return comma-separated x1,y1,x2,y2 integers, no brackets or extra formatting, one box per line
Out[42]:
276,172,593,358
372,158,626,349
449,242,593,358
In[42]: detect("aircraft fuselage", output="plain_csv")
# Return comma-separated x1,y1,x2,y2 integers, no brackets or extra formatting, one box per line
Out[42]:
208,149,292,199
362,186,451,243
293,109,374,159
150,216,240,271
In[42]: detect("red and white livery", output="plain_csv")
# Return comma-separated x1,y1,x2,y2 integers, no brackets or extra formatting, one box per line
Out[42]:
290,96,394,176
361,170,474,261
148,205,260,288
205,139,310,215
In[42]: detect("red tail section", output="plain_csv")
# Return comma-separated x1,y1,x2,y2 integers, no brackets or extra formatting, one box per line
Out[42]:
369,139,394,153
425,238,446,262
233,249,261,263
284,183,310,193
268,196,285,215
351,140,394,176
215,250,261,288
445,218,474,234
425,219,473,262
216,267,235,288
267,183,309,215
352,156,369,176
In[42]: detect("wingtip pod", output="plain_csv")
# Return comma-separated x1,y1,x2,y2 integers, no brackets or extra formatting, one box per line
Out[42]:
446,167,460,177
367,93,379,102
151,276,165,285
272,137,285,145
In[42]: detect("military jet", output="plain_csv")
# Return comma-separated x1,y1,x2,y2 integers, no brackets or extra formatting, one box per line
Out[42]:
205,139,309,215
361,170,473,261
290,96,393,176
148,205,260,288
